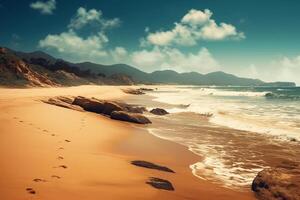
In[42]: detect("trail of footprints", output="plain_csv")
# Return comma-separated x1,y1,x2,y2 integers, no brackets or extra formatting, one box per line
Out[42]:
13,116,73,195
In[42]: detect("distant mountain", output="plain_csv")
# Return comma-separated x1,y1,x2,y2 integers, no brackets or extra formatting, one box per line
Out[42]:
76,63,295,87
0,47,296,87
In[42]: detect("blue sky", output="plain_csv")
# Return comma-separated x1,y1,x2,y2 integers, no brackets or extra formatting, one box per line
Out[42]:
1,0,300,84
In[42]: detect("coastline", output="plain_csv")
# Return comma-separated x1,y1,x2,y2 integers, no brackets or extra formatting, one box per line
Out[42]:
0,85,255,200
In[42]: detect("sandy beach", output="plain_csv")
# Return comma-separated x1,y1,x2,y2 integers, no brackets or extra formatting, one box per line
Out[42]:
0,85,256,200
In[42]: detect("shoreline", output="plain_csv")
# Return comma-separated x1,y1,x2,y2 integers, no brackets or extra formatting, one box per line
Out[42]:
0,85,256,200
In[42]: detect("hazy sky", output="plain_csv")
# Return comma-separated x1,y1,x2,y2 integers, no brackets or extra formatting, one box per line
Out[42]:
1,0,300,84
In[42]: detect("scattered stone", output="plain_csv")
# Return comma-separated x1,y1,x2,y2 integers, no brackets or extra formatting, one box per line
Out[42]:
150,108,169,115
131,160,175,173
110,111,151,124
146,177,174,191
252,162,300,200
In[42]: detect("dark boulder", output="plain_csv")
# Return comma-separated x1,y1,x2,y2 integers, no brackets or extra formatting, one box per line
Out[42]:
150,108,169,115
252,162,300,200
72,96,124,115
125,106,147,114
131,160,175,173
146,177,174,191
110,111,151,124
72,96,105,114
102,102,123,115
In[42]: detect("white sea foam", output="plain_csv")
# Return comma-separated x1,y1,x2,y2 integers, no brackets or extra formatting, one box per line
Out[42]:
146,86,300,189
149,86,300,141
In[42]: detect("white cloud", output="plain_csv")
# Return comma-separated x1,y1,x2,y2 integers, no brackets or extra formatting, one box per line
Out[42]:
39,31,108,62
275,55,300,84
131,47,220,73
39,7,122,63
181,9,212,25
131,47,166,69
144,9,244,46
30,0,56,15
200,20,245,40
235,56,300,85
68,7,120,30
147,30,176,46
111,47,128,62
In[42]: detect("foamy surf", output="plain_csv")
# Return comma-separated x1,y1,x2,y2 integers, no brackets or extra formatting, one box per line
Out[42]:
145,86,300,189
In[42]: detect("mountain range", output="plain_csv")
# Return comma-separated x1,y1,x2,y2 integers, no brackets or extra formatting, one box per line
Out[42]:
0,46,296,87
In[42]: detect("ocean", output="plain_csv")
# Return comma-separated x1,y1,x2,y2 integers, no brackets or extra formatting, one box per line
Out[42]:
144,86,300,189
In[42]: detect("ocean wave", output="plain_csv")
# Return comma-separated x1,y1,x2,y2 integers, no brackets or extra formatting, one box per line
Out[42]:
265,92,300,100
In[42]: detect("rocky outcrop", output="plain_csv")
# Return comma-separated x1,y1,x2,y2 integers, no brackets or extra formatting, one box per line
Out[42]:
146,177,174,191
42,96,84,111
150,108,169,115
123,105,147,114
110,111,151,124
43,96,151,124
72,96,145,115
72,96,107,114
131,160,174,173
122,88,145,95
252,161,300,200
139,88,154,91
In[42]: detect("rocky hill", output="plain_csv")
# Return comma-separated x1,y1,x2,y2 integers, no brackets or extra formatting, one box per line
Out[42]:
0,47,296,87
0,47,135,87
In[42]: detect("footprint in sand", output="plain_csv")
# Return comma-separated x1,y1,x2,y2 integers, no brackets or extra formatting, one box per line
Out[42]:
65,139,71,143
19,120,23,123
33,178,47,182
51,134,56,136
43,129,48,133
59,165,68,169
26,188,36,194
57,156,64,160
58,147,64,150
54,165,68,169
51,175,61,179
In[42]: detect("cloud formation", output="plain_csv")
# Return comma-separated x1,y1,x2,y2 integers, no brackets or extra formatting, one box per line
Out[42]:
235,56,300,85
39,31,108,61
30,0,56,15
145,9,244,46
39,7,121,63
131,47,220,73
68,7,120,30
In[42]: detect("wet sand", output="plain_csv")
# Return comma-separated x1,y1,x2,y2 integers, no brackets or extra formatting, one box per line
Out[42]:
0,85,255,200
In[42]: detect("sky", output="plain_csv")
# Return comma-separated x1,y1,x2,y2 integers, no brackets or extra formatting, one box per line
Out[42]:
1,0,300,85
